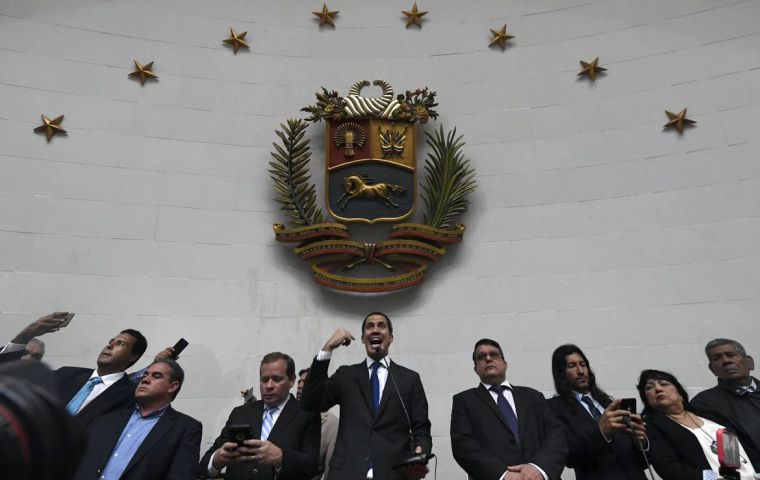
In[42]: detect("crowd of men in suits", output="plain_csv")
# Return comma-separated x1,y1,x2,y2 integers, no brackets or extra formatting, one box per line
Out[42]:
0,311,758,480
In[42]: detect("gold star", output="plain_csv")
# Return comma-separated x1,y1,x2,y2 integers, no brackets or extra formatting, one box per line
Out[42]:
663,108,696,134
489,24,514,50
223,28,249,54
312,4,338,27
128,60,158,86
33,114,66,142
403,2,428,28
578,57,607,81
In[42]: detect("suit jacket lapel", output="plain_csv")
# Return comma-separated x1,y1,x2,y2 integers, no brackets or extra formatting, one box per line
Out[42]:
78,375,129,417
512,387,529,444
375,360,397,419
267,395,296,443
122,406,177,475
96,409,132,470
475,384,510,431
353,362,374,414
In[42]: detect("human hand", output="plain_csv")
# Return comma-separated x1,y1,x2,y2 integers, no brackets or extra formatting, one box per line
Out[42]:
507,464,543,480
154,346,175,362
323,328,355,352
628,414,647,442
400,446,430,479
238,439,283,466
12,312,68,344
212,442,241,469
599,399,634,436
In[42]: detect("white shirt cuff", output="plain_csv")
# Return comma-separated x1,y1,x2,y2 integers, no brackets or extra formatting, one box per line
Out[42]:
207,452,226,478
316,350,332,361
530,463,548,480
1,342,26,353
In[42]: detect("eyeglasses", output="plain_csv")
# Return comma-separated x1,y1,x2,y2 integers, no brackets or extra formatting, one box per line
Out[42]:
475,351,503,362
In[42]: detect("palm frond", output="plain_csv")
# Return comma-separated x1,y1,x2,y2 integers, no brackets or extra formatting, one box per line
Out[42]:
420,126,477,229
268,119,324,226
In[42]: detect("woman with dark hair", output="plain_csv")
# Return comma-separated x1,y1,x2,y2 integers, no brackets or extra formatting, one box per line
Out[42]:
637,369,758,479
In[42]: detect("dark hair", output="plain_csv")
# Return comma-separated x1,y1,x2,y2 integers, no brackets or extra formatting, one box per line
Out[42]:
149,358,185,399
472,339,504,365
551,344,612,406
298,368,310,377
260,352,296,380
120,329,147,368
704,338,747,360
362,312,393,335
636,369,690,415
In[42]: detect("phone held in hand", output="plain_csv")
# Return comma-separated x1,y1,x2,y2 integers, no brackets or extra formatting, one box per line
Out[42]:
227,424,254,446
618,398,637,414
58,312,75,328
170,338,189,359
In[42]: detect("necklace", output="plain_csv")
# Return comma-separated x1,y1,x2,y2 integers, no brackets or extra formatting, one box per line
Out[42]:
667,411,748,465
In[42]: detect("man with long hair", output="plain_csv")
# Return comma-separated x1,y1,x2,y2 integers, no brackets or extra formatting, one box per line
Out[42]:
548,344,648,479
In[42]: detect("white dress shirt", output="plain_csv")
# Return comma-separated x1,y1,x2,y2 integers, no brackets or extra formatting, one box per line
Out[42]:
77,370,126,412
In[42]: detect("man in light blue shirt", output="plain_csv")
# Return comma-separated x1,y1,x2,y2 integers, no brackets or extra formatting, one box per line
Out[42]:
73,358,202,480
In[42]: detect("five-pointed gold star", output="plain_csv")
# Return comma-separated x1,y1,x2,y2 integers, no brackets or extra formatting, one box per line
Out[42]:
312,4,338,27
223,28,249,54
403,2,428,28
489,24,515,50
128,60,158,86
34,114,67,142
578,57,607,81
663,108,696,134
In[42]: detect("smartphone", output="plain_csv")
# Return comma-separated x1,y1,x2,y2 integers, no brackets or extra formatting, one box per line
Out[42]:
58,313,75,328
227,424,253,445
618,398,637,414
170,338,189,359
393,453,435,470
717,428,741,469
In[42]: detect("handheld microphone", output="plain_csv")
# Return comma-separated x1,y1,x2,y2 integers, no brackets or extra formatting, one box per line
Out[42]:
379,355,435,468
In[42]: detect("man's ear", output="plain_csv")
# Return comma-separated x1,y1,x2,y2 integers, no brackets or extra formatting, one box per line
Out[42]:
168,381,180,394
748,355,755,372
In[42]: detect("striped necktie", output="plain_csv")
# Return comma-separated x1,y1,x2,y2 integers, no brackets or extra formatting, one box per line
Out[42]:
66,377,103,414
261,405,277,440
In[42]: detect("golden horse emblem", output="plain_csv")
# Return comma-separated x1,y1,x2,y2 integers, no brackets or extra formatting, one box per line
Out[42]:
337,173,406,209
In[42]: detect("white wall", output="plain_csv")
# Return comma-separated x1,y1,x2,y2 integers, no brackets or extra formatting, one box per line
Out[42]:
1,0,759,477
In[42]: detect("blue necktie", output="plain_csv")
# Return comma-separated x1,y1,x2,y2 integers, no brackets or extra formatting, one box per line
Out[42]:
490,385,520,446
370,362,381,413
261,405,276,440
67,377,103,414
581,395,603,421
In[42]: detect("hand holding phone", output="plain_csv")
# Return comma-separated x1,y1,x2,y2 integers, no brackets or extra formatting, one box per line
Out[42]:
170,338,189,359
58,312,75,328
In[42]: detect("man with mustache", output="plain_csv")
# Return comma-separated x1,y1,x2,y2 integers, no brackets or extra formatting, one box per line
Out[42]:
300,312,432,480
548,344,648,479
73,359,202,480
692,338,760,469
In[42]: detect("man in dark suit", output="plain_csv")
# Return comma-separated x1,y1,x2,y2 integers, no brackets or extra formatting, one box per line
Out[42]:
56,328,148,428
201,352,320,480
691,338,760,469
547,344,649,480
73,358,202,480
300,312,432,480
451,338,567,480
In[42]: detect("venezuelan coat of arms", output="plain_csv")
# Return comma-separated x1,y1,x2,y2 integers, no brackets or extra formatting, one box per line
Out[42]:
270,80,476,293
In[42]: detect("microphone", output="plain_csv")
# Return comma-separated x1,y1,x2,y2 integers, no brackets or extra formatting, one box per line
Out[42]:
379,354,435,468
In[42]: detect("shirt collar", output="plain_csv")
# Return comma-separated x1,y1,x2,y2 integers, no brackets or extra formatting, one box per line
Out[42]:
481,380,512,391
720,377,759,396
366,357,389,369
89,370,125,387
573,391,594,403
135,403,170,419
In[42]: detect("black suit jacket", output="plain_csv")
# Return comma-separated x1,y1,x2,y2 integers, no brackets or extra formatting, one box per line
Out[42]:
451,384,567,480
547,396,647,480
200,394,320,480
692,379,760,470
73,405,202,480
0,349,25,364
645,412,714,480
54,367,135,429
300,357,432,480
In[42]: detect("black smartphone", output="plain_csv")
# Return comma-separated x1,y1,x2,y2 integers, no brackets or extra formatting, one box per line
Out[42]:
227,424,253,445
619,398,637,413
170,338,189,359
59,312,75,327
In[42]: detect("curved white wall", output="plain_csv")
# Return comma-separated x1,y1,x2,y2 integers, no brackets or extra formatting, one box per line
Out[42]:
1,0,759,477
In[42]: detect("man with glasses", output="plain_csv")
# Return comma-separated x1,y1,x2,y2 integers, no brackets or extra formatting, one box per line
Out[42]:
451,338,566,480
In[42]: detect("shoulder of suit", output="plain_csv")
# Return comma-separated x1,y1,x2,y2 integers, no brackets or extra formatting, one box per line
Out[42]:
169,407,202,427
